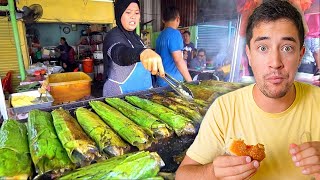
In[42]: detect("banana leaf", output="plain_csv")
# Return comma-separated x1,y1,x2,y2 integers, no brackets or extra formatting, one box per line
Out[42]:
75,107,129,157
165,92,210,112
105,98,171,139
125,96,195,136
199,80,249,89
167,96,208,115
59,151,164,180
89,101,152,150
184,83,220,101
149,95,203,123
51,108,101,166
27,109,74,175
0,120,32,179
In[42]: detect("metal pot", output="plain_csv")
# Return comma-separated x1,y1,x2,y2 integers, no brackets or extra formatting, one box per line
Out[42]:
93,51,103,60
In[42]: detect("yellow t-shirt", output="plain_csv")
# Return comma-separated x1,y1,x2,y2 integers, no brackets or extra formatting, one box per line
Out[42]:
187,82,320,180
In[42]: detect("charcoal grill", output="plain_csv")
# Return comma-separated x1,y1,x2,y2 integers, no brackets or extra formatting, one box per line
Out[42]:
39,85,201,172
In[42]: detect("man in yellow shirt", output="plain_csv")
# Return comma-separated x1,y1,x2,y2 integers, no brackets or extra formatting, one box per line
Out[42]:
176,1,320,179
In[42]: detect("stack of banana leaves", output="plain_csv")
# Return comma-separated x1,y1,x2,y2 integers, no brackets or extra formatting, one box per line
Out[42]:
105,97,171,140
89,101,153,150
125,96,195,136
59,151,164,180
0,120,32,179
51,108,101,166
27,109,74,176
149,94,203,123
75,107,130,157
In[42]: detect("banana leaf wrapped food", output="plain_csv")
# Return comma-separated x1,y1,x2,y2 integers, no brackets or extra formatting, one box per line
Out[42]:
51,108,101,166
0,120,32,179
199,80,249,89
167,96,208,115
59,151,164,180
89,101,152,150
105,97,171,139
75,107,129,157
165,92,210,113
149,94,203,123
125,96,195,136
184,83,221,101
27,109,74,175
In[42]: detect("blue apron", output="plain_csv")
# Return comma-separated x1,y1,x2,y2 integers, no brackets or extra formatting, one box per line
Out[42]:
119,62,152,94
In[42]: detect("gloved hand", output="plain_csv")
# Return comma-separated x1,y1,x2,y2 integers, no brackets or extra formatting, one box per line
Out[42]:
140,49,165,77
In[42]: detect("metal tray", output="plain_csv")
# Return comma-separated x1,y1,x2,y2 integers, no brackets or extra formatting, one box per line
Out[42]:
9,90,54,114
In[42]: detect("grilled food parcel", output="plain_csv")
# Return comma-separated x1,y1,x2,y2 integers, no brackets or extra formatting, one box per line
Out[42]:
59,151,164,180
27,110,74,175
164,92,209,116
51,108,101,166
105,97,171,139
198,80,249,90
89,101,153,150
184,81,248,102
125,96,196,136
229,139,266,162
0,120,32,180
149,94,202,123
75,107,130,157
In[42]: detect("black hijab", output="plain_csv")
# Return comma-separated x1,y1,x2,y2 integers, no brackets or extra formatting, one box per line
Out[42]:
114,0,143,48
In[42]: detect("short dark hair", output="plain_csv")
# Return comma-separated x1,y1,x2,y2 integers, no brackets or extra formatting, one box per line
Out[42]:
162,6,180,22
60,37,66,41
246,0,305,48
183,30,191,36
198,48,206,55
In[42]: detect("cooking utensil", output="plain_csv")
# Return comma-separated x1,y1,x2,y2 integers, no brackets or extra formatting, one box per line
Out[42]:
159,73,194,101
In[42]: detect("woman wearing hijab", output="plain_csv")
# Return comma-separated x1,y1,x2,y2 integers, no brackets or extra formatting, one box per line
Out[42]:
102,0,164,96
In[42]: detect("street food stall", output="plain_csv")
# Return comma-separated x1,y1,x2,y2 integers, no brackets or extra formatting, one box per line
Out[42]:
1,79,250,179
0,0,319,179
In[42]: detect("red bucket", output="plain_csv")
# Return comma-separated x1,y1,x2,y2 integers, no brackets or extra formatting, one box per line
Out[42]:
82,58,93,73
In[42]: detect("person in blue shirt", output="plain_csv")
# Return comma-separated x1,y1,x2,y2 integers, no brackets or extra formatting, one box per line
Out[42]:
102,0,165,96
156,6,192,87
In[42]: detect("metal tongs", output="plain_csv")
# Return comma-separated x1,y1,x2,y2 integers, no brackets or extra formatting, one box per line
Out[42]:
160,73,194,101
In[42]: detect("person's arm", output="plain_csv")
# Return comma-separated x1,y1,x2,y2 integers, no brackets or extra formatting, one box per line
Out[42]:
176,155,259,180
172,50,192,82
176,156,215,180
108,43,165,76
108,43,145,66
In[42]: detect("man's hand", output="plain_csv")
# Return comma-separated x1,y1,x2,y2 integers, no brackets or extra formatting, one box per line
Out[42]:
140,49,165,77
290,142,320,179
212,155,260,180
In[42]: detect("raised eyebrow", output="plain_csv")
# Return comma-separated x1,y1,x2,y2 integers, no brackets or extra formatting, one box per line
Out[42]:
282,37,296,43
254,36,269,42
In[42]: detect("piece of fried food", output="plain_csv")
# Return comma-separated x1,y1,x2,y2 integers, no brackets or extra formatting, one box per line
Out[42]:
229,139,266,162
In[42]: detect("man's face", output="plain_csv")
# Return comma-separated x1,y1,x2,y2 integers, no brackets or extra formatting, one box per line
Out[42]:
197,52,206,61
246,19,305,99
183,33,190,44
